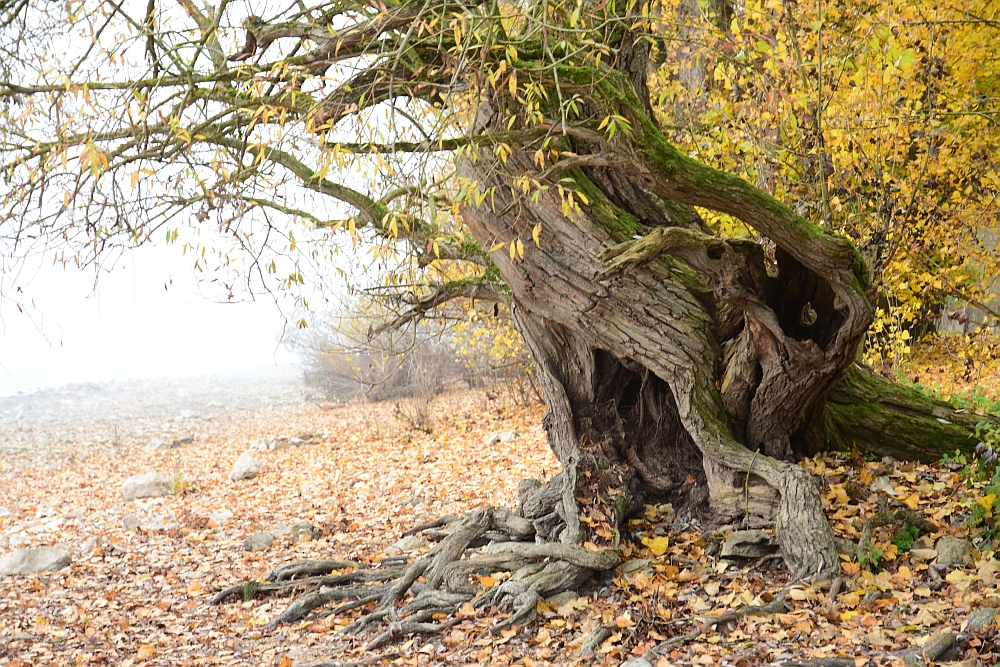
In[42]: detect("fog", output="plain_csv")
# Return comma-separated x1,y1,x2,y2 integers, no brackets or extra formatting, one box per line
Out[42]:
0,243,298,397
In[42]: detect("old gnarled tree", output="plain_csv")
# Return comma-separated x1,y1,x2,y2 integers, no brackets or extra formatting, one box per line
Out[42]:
1,0,995,655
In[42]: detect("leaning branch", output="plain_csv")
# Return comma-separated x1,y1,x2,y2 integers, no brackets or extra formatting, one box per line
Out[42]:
371,278,508,334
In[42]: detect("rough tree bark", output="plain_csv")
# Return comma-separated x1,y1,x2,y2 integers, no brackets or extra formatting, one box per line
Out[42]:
209,4,998,648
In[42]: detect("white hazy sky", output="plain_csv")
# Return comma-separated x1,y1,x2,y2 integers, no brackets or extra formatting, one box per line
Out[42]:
0,243,299,397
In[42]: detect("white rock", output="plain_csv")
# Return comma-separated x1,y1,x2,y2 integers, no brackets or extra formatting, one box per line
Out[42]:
124,511,178,531
870,476,897,496
80,536,110,552
0,547,72,575
248,438,272,452
144,438,168,452
141,512,179,530
483,430,521,445
386,535,429,554
122,472,174,500
209,510,234,526
0,507,11,519
9,534,31,548
229,452,262,481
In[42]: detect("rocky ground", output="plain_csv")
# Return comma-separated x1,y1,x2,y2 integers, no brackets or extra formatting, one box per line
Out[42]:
1,373,998,667
0,370,305,472
0,372,556,666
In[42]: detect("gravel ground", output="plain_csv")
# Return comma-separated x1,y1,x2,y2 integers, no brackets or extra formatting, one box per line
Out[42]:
0,369,307,471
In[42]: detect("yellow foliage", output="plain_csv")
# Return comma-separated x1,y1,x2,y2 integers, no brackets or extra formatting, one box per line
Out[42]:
650,0,1000,373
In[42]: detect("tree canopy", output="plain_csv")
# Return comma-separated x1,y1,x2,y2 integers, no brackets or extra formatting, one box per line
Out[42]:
2,0,997,357
3,0,1000,656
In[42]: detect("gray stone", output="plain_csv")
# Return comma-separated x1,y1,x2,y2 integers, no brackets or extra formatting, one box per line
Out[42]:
122,472,174,500
386,535,428,554
399,496,424,507
721,530,779,560
209,510,234,526
270,438,295,451
621,558,654,579
271,523,291,537
934,535,973,566
80,536,110,552
619,659,653,667
123,514,141,531
243,532,273,552
0,547,72,575
965,608,999,632
141,512,179,530
144,438,168,452
909,548,938,564
546,591,580,607
229,452,261,481
289,522,315,541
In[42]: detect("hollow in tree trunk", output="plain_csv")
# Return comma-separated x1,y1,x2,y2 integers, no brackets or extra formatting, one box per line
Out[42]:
211,12,998,648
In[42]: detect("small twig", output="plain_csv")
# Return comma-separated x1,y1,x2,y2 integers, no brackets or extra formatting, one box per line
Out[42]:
297,652,400,667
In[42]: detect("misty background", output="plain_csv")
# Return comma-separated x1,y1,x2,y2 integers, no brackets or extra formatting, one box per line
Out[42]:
0,242,299,398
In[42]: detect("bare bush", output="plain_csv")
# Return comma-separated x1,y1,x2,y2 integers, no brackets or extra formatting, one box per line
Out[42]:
289,297,528,413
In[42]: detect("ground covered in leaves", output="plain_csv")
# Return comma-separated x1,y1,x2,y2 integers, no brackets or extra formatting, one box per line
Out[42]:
1,373,999,666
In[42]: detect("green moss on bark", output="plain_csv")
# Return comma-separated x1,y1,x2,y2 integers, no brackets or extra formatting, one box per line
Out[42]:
820,364,998,462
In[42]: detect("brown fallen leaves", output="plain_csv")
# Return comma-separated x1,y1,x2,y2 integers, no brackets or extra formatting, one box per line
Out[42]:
0,384,998,667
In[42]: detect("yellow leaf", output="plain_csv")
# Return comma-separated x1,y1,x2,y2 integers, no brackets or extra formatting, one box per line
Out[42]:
978,493,997,509
532,223,541,247
476,574,495,589
516,238,524,259
642,535,670,556
137,644,155,659
490,241,504,252
509,240,516,261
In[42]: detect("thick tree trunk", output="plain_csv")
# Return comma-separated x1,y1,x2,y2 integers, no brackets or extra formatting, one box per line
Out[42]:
822,364,1000,462
455,60,992,579
459,131,848,576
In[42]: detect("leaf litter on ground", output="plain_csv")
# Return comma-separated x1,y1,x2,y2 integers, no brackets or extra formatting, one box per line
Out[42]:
0,380,997,667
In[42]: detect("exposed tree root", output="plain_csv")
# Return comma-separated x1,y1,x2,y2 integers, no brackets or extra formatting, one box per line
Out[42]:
210,569,399,605
579,626,613,657
297,652,400,667
641,589,791,661
212,492,620,650
365,620,461,651
268,559,360,581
